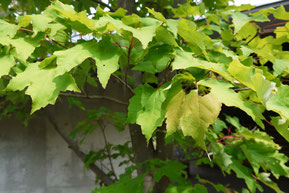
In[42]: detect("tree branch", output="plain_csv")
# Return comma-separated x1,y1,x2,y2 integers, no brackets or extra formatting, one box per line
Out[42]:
46,111,114,185
60,92,129,106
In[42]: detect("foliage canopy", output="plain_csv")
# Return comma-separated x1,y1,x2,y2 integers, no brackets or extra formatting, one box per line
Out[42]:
1,0,289,192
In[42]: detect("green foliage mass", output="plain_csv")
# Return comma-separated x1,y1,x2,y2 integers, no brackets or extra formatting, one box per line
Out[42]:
1,0,289,192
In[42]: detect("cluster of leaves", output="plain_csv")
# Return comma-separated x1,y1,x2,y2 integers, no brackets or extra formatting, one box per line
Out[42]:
92,159,232,193
203,116,289,193
0,0,233,17
1,0,289,192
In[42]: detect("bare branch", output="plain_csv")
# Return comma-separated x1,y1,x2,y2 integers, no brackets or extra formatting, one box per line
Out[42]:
46,112,114,185
60,92,129,106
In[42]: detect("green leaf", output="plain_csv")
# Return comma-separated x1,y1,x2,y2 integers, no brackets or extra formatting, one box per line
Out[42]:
177,19,209,58
92,174,145,193
267,85,289,120
0,19,18,38
96,15,161,49
274,5,289,20
165,85,186,135
271,116,289,143
127,85,166,140
19,15,53,33
173,50,233,81
212,119,227,134
6,63,79,113
231,11,269,34
240,129,277,147
146,7,166,23
55,38,121,87
121,14,140,27
273,59,289,76
150,160,187,184
166,19,179,38
165,88,221,150
257,173,285,193
133,45,173,73
49,3,95,34
165,184,208,193
39,55,57,69
228,60,263,89
0,37,38,62
199,79,265,128
155,26,178,47
0,55,15,77
228,60,276,103
47,23,67,38
240,140,289,179
229,160,260,192
172,1,202,18
235,22,258,42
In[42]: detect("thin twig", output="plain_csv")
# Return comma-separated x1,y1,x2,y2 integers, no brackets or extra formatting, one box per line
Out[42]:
264,119,273,126
51,39,69,49
262,18,276,29
114,43,129,49
260,29,289,34
263,21,287,29
131,39,140,48
60,92,129,105
100,122,118,180
19,27,34,33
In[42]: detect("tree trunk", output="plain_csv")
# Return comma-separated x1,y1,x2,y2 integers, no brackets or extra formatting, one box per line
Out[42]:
117,0,136,14
117,1,175,192
153,126,174,193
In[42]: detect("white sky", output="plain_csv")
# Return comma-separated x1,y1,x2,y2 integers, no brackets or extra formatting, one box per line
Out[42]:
233,0,282,6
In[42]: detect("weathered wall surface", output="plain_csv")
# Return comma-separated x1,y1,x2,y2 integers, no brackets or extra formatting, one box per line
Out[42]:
0,82,131,193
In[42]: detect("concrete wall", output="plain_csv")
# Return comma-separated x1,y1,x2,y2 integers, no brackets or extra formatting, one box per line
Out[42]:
0,87,131,193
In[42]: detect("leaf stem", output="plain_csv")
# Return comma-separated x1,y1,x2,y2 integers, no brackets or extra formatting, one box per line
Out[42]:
19,27,34,33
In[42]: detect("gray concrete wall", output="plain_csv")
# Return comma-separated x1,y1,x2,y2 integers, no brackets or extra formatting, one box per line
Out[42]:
0,91,130,193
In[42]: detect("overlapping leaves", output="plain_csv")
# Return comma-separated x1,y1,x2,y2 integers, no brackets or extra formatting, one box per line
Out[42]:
1,1,289,192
